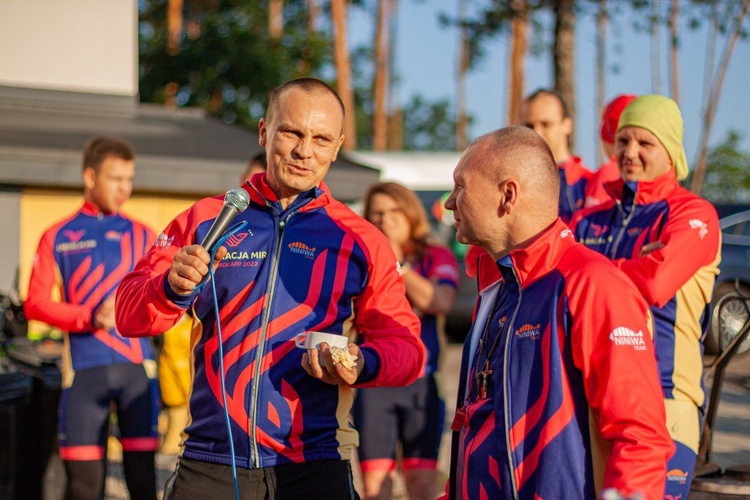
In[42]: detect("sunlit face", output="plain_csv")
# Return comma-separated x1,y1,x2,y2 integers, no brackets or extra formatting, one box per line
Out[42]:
259,87,345,203
615,126,673,182
522,94,572,163
83,156,134,213
444,150,499,246
367,193,411,247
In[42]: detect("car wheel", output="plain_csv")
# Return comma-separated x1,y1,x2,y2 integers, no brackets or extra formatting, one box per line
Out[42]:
706,283,750,355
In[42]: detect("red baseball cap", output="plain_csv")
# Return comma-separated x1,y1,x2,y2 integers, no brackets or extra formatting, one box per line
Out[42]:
600,94,637,144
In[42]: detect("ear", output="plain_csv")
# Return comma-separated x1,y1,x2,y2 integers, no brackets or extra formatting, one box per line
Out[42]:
561,116,573,136
82,167,96,191
330,134,346,162
499,179,519,215
259,118,267,146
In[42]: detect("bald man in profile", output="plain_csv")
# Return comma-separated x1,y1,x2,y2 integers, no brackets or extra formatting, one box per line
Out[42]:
441,127,672,500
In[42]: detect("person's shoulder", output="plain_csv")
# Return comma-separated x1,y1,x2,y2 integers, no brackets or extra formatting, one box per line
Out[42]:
559,242,626,284
668,187,719,222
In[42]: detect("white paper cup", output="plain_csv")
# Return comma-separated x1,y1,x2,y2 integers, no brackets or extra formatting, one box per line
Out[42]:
295,331,349,367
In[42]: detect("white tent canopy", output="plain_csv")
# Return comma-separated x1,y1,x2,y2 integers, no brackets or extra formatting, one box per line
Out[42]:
347,151,462,192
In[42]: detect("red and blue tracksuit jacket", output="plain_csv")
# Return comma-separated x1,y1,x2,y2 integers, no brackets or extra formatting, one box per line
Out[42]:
446,219,673,500
25,201,157,376
415,245,459,377
570,170,721,408
558,155,593,224
115,176,424,469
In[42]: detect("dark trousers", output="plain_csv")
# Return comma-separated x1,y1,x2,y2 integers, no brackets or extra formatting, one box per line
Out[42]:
164,457,360,500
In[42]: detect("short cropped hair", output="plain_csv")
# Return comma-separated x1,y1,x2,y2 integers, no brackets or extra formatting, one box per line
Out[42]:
82,136,135,172
525,89,571,119
266,78,345,127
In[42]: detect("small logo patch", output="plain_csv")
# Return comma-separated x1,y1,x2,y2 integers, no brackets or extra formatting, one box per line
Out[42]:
689,219,708,239
154,233,174,248
609,327,646,350
104,230,122,241
666,468,688,484
225,233,248,247
515,323,541,339
62,229,85,242
288,241,316,259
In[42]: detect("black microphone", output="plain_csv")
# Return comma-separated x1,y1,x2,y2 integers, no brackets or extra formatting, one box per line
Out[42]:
200,187,251,252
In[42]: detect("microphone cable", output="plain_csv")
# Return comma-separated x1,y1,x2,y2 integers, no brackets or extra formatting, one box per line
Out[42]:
205,219,247,500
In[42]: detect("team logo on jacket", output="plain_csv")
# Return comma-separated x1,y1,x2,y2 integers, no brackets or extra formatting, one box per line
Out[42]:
666,468,689,484
590,223,608,237
627,227,642,236
62,229,85,242
288,241,316,259
225,232,249,247
55,239,97,253
515,323,541,339
560,229,572,239
689,219,708,239
104,230,123,241
154,232,174,248
609,327,646,350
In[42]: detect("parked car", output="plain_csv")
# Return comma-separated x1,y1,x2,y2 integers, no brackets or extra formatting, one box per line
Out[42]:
705,209,750,354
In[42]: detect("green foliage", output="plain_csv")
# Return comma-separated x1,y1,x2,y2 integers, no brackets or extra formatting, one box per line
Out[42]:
138,0,330,128
688,131,750,203
401,95,459,151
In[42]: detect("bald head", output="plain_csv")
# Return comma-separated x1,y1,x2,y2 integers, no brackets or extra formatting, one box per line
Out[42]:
475,126,559,207
445,126,560,258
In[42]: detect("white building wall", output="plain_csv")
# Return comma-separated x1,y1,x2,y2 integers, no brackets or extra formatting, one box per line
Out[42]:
0,0,138,96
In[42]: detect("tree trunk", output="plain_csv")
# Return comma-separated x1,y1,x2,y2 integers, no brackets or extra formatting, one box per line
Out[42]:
388,107,403,151
269,0,283,40
669,0,680,105
701,2,719,116
331,0,357,150
691,0,750,194
553,0,576,150
456,0,469,150
651,0,661,94
373,0,392,151
596,0,607,164
167,0,184,56
307,0,319,32
507,0,528,127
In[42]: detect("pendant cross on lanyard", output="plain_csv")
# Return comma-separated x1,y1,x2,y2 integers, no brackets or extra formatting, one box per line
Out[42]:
475,360,493,400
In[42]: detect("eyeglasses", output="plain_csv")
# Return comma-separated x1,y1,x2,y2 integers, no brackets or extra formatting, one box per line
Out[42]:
368,207,404,221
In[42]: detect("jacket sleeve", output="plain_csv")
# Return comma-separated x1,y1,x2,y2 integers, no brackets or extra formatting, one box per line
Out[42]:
568,256,674,500
353,229,425,389
115,210,195,337
24,228,96,333
614,197,720,308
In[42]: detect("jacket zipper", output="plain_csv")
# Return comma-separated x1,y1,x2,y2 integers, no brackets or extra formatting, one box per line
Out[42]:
95,212,116,365
503,267,523,499
248,210,294,468
609,197,637,260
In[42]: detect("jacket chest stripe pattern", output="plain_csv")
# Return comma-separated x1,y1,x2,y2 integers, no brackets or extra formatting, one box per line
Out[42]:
461,410,498,500
512,318,576,491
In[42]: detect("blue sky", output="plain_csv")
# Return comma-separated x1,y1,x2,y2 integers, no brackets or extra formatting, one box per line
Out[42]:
350,0,750,169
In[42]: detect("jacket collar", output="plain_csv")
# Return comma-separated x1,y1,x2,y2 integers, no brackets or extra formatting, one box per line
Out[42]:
80,200,116,216
477,219,576,292
603,168,679,206
558,155,589,184
243,172,332,214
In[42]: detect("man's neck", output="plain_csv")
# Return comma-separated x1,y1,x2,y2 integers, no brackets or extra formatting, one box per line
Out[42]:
554,151,571,166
